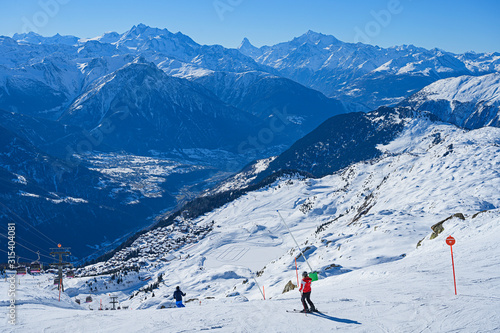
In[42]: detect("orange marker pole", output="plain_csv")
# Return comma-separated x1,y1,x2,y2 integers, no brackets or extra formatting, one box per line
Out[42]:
263,286,266,300
446,236,457,295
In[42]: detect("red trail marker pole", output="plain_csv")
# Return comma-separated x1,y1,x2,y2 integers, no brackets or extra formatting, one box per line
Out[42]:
446,235,457,295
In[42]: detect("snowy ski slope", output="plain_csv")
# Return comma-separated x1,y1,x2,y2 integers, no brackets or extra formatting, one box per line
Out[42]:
2,118,500,332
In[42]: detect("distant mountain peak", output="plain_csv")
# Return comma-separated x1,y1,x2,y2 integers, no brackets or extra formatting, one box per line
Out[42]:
239,37,256,50
240,37,251,46
237,37,262,58
295,30,341,46
126,24,171,36
12,31,79,46
12,31,42,43
13,31,42,38
130,23,146,31
304,29,321,36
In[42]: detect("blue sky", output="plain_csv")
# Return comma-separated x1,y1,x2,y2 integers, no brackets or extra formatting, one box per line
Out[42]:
0,0,498,53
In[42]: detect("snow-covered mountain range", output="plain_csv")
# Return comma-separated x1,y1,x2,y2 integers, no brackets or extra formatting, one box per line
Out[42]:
1,25,499,332
0,25,350,260
60,61,262,152
2,24,499,119
1,24,498,264
1,25,354,157
239,30,499,109
402,72,500,129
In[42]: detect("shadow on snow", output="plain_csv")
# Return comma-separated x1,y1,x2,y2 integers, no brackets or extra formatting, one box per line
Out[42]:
310,312,361,325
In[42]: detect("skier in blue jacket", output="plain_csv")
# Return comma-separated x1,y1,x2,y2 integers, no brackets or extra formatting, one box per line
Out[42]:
173,286,186,307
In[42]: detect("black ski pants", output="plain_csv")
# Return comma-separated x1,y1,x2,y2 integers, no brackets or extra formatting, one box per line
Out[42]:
301,291,315,310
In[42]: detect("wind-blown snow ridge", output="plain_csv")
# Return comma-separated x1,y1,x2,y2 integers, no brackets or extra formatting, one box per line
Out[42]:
414,72,500,104
404,73,500,129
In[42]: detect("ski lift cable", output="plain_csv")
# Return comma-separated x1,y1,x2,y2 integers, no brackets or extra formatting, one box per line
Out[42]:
0,247,49,264
16,243,56,261
0,233,57,261
0,195,143,259
0,217,58,250
0,224,53,256
0,247,38,263
30,206,143,266
16,243,55,261
0,200,59,246
0,249,51,265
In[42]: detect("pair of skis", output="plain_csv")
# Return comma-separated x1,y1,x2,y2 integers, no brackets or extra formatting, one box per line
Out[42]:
287,309,326,314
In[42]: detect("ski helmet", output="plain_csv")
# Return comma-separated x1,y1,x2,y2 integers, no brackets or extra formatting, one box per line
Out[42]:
302,271,308,277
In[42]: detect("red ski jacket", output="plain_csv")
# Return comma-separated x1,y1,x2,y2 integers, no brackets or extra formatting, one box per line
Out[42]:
299,276,312,293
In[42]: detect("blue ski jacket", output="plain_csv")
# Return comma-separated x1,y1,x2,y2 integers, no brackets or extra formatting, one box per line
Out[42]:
174,290,186,301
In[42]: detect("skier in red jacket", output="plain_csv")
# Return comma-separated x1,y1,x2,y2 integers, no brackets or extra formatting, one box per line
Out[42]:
299,271,317,313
